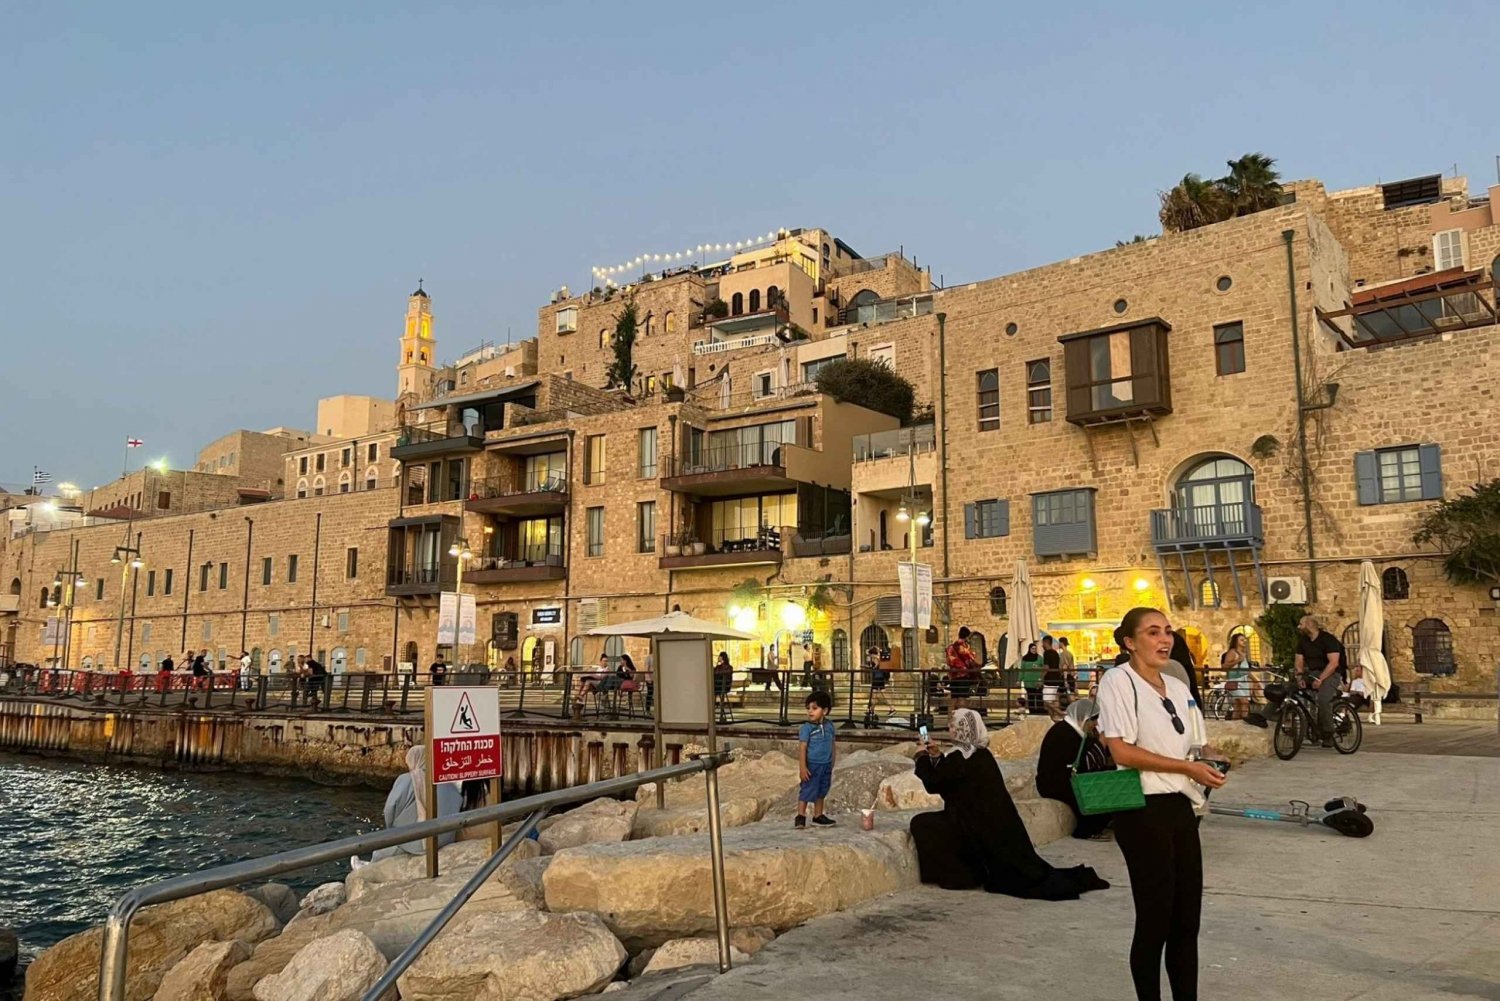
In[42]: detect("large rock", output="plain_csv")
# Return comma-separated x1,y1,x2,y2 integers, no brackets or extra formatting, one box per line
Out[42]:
1204,719,1273,764
25,890,278,1001
764,754,914,819
1,925,17,979
538,798,638,854
345,838,539,902
630,798,761,840
225,919,334,1001
996,756,1039,800
296,883,346,917
153,940,251,1001
396,910,625,1001
636,751,799,818
1016,797,1076,845
988,717,1053,759
875,771,942,811
640,938,748,976
251,930,386,1001
244,885,300,927
544,812,920,947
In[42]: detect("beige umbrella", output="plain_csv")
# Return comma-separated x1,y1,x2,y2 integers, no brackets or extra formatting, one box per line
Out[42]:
1357,561,1392,725
586,610,755,640
1004,561,1042,673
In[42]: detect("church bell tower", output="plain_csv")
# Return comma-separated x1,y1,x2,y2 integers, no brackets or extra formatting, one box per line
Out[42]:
397,282,437,399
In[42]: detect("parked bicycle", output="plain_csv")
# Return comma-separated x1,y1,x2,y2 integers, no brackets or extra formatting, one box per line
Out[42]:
1264,671,1363,760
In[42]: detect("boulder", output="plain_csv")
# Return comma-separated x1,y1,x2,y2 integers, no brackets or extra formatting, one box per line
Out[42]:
626,949,655,980
635,751,799,818
345,838,539,902
1016,797,1076,845
1,925,17,979
296,883,346,917
995,756,1039,800
25,890,278,1001
396,910,626,1001
988,717,1053,759
251,930,387,1001
544,812,919,948
225,918,334,1001
630,798,761,840
153,940,251,1001
538,799,638,854
640,938,748,976
244,885,300,927
764,754,914,819
1204,719,1273,764
875,771,941,811
730,926,776,955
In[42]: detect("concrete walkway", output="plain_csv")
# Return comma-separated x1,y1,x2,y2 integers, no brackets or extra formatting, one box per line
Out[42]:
653,747,1500,1000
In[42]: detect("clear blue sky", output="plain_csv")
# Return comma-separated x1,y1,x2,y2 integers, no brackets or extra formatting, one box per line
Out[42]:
4,1,1495,491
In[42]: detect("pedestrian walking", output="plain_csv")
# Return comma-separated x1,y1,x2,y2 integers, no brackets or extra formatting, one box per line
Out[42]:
945,626,982,710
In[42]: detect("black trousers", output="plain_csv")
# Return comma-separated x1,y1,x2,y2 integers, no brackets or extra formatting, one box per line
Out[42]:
1113,793,1203,1001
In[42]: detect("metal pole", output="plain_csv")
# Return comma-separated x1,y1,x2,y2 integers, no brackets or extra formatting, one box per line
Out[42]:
1283,229,1318,603
703,638,732,974
425,694,438,879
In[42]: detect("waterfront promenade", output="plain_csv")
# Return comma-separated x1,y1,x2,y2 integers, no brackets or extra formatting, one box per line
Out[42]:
620,724,1500,1000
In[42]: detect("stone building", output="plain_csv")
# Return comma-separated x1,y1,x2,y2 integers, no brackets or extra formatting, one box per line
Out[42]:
3,169,1496,696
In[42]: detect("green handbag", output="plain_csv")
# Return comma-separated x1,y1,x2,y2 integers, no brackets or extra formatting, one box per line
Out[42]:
1069,679,1146,815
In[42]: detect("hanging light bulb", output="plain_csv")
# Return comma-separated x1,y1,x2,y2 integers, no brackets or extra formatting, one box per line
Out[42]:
896,503,911,523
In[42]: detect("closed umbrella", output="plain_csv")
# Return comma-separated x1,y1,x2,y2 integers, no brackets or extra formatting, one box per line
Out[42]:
1357,561,1392,725
1004,560,1042,676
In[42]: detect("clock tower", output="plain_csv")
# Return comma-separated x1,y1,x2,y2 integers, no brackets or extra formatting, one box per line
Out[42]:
397,282,437,399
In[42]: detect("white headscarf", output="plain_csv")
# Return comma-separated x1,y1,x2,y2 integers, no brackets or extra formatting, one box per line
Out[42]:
405,746,430,821
948,708,989,759
1065,698,1099,737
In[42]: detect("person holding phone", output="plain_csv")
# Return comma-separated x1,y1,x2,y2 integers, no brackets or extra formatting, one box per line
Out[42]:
1098,607,1228,1001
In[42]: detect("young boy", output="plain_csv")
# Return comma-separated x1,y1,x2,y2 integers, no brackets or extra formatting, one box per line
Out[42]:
796,690,836,828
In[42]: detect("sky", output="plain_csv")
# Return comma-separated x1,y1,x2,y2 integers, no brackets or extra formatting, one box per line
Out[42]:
3,0,1495,491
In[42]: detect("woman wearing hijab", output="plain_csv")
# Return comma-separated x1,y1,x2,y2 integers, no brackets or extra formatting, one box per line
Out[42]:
1019,642,1045,714
1036,698,1115,839
908,708,1110,899
366,746,463,862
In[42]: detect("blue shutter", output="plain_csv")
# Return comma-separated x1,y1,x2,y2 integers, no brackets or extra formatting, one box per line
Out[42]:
1418,444,1443,500
1354,451,1380,505
963,503,977,540
996,500,1011,537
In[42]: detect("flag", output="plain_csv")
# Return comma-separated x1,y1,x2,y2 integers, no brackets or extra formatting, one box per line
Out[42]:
33,469,52,485
126,437,144,448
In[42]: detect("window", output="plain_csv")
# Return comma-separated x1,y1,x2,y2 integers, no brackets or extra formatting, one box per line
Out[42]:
346,547,358,579
1356,445,1441,505
1060,320,1171,423
976,369,1000,431
753,371,774,398
555,307,578,333
337,611,350,633
731,292,744,316
638,427,658,478
868,344,894,368
1382,567,1409,600
1026,360,1052,423
963,499,1010,539
584,435,606,485
1433,229,1466,271
146,570,156,596
989,586,1007,616
299,456,308,475
1032,489,1097,557
1412,618,1455,675
296,481,307,499
1229,624,1264,664
749,289,761,312
638,501,656,553
200,564,211,592
664,311,676,335
261,557,272,586
202,621,212,642
524,452,566,491
586,507,605,557
368,442,379,462
218,562,229,590
1199,579,1221,608
341,448,351,468
1214,322,1246,376
268,613,279,637
316,453,326,472
339,476,350,494
164,569,173,596
365,471,378,491
287,555,299,583
802,356,840,383
1173,456,1255,538
157,491,171,510
643,312,654,337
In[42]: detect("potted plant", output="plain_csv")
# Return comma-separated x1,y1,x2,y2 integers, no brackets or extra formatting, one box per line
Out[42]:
664,534,682,557
686,532,708,556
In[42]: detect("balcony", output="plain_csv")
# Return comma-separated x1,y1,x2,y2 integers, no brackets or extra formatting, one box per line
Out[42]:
692,331,780,355
465,473,568,517
658,526,785,571
661,442,814,497
385,561,457,596
853,424,936,462
0,594,20,613
465,548,566,584
1059,319,1173,427
391,423,485,462
1151,502,1264,551
1317,268,1498,348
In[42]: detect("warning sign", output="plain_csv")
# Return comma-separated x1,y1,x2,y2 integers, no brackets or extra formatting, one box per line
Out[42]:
429,686,501,784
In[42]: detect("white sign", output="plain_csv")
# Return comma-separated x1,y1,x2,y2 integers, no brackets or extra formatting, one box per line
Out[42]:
429,685,501,784
898,562,934,630
438,593,478,647
459,594,477,646
42,617,62,645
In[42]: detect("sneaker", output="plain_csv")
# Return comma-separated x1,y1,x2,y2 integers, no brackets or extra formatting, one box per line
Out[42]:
811,815,836,827
794,815,807,829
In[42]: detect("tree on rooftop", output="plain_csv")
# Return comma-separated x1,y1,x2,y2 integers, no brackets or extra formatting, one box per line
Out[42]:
814,357,915,424
607,301,638,391
1221,152,1285,216
1413,478,1500,587
1158,173,1233,233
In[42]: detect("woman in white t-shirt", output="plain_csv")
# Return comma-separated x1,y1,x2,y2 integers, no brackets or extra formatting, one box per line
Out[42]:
1097,607,1228,1001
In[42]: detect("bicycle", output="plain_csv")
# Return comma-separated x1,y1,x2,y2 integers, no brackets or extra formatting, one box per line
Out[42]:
1266,674,1363,760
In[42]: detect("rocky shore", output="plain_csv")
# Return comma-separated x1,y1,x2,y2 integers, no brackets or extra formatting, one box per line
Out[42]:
20,720,1270,1001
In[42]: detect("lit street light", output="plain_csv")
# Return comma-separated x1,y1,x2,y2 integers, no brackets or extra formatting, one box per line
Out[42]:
111,543,143,672
448,537,474,665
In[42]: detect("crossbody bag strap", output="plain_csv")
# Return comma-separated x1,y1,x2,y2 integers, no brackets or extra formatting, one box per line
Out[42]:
1072,674,1138,772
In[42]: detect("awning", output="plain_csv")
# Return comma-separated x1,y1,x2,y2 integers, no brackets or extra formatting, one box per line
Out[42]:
409,380,540,411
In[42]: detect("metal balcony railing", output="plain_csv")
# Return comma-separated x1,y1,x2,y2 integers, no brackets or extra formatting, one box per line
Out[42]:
468,472,567,499
472,545,564,571
664,441,790,477
386,562,456,589
1150,502,1264,548
853,423,936,461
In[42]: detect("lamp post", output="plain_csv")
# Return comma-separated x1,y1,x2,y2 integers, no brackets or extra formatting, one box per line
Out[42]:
111,543,144,672
448,537,474,666
52,543,85,669
895,442,932,721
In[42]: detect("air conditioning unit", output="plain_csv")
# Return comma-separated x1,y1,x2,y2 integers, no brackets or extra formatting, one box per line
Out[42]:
1267,576,1308,604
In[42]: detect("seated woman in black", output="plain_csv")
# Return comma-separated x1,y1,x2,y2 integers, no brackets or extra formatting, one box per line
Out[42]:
909,709,1110,899
1036,698,1115,839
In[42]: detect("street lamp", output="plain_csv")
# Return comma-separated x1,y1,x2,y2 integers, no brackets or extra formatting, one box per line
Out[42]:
50,555,85,669
894,441,934,723
111,544,143,672
448,537,474,665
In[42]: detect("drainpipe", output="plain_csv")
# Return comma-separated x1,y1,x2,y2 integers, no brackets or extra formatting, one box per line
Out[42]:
1283,229,1319,603
126,531,142,668
240,517,254,654
308,512,323,657
936,313,952,644
180,529,194,651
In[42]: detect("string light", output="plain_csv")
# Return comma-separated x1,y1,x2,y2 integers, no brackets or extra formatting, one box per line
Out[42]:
591,229,785,281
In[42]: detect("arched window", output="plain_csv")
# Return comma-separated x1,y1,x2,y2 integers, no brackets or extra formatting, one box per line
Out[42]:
663,310,676,335
1199,579,1221,608
39,587,50,609
402,640,418,666
859,624,889,660
731,292,744,316
296,478,308,498
603,635,624,670
8,577,19,596
1382,567,1409,600
749,289,761,313
643,312,654,336
599,328,610,349
313,476,326,496
365,470,378,491
568,636,584,668
338,472,352,494
968,630,989,666
1412,619,1455,675
1228,625,1264,665
767,285,780,307
831,629,849,673
989,586,1007,617
1174,455,1255,538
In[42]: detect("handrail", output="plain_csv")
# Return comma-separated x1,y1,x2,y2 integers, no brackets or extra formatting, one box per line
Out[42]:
97,753,732,1001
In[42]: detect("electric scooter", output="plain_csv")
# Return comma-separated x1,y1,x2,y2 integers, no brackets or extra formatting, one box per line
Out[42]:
1208,796,1373,838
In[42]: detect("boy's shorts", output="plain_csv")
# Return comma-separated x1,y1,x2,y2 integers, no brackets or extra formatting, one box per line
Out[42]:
799,760,833,803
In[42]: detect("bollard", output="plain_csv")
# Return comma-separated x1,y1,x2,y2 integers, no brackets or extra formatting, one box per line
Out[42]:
586,741,604,785
611,742,629,779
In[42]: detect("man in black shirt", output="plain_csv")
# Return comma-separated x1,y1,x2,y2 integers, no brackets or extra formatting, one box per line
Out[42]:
1296,615,1346,745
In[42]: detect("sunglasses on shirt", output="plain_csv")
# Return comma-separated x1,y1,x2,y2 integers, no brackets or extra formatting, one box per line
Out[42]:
1160,697,1187,735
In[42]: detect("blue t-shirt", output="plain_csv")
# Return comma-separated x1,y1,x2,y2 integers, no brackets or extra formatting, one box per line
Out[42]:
799,720,835,765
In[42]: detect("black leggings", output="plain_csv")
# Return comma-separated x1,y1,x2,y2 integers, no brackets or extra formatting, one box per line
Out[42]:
1113,793,1203,1000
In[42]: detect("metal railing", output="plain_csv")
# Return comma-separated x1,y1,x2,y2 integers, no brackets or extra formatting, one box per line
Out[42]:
472,545,565,571
467,472,567,500
664,441,791,477
691,331,779,355
1150,501,1264,546
96,752,734,1001
853,423,937,461
386,562,457,589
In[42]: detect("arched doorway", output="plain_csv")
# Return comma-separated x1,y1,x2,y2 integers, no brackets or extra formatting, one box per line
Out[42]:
968,630,989,666
1227,625,1265,665
859,625,889,660
568,636,584,669
1174,455,1255,537
331,647,348,674
521,636,538,678
268,649,283,674
402,640,418,668
831,629,849,673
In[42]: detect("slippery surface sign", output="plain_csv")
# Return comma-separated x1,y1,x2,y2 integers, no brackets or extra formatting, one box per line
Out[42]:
429,686,501,783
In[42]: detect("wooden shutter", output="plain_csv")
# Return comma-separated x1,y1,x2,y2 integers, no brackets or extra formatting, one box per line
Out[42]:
963,503,978,539
1418,444,1443,500
995,500,1011,537
1062,338,1091,421
1354,451,1380,505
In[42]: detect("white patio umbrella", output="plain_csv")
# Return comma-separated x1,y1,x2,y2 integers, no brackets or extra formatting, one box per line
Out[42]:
1004,561,1042,674
1357,560,1393,725
586,610,756,641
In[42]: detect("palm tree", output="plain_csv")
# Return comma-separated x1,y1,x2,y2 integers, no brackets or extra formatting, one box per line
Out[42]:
1221,153,1284,216
1158,174,1233,233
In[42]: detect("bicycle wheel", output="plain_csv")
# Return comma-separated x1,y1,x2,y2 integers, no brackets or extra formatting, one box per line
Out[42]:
1273,702,1304,760
1206,690,1230,721
1331,702,1363,754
